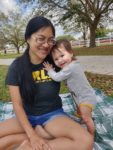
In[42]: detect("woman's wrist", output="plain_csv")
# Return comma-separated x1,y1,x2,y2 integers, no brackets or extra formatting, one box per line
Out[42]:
26,127,36,139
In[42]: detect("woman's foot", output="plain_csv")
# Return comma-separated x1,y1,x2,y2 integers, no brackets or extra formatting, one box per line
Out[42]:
35,125,54,139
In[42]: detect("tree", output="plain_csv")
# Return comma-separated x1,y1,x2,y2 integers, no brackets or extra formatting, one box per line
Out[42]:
36,0,113,47
96,27,107,38
0,12,26,53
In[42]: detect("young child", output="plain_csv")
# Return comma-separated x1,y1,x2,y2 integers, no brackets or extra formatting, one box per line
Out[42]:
43,39,97,135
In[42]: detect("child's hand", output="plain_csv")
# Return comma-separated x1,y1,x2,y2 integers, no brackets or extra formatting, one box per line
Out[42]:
79,105,95,135
43,62,53,71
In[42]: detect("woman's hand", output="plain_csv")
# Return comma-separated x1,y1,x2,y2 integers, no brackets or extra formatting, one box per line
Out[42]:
29,132,51,150
79,105,95,135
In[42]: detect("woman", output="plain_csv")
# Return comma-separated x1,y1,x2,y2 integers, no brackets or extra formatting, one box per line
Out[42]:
0,16,93,150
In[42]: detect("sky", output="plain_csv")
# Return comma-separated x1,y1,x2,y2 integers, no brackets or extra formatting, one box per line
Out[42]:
0,0,18,15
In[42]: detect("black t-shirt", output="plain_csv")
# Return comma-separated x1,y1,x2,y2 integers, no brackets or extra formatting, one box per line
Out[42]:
6,57,62,115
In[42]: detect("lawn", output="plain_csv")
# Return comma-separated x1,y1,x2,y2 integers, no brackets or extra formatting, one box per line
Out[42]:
0,53,22,59
73,45,113,55
0,65,9,101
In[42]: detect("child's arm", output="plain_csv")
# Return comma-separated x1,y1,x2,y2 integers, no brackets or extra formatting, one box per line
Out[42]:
43,61,71,82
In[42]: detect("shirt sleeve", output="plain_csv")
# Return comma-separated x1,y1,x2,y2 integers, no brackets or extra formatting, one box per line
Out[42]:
47,66,72,82
5,59,21,86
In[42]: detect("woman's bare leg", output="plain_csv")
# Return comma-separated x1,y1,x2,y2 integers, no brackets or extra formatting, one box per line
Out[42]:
15,116,94,150
0,118,24,137
0,133,27,150
15,126,54,150
44,116,93,150
0,128,53,150
0,118,54,139
16,140,32,150
0,118,54,150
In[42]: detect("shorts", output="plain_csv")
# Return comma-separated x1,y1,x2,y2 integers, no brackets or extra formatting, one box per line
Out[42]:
27,108,68,127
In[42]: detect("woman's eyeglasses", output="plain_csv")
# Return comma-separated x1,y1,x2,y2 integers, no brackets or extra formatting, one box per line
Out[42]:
31,35,56,46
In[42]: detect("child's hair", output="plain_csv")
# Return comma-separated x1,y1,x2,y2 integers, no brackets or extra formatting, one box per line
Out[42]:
51,39,76,60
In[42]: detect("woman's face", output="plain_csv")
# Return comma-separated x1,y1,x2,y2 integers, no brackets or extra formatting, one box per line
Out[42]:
27,26,55,64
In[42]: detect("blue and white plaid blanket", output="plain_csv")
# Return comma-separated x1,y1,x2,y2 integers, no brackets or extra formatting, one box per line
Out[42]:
0,89,113,150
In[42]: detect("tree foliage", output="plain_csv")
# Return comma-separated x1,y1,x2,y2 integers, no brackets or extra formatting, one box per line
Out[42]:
96,27,107,38
36,0,113,47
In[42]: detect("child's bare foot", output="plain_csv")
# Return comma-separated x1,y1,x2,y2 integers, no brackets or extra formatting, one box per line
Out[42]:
16,140,32,150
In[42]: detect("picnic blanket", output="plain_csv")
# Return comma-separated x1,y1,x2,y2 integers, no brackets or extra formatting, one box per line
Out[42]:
0,89,113,150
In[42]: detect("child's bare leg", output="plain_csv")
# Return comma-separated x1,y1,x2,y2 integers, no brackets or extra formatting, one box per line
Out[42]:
35,125,54,139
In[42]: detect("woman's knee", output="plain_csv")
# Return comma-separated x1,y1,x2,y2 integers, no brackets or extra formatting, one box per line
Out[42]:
73,131,93,150
0,118,24,137
83,133,93,148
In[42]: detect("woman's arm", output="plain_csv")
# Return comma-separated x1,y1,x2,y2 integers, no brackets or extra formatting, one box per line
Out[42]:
8,85,49,150
9,85,35,138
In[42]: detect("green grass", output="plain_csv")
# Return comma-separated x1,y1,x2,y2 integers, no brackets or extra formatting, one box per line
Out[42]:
73,45,113,55
0,53,22,59
0,65,10,101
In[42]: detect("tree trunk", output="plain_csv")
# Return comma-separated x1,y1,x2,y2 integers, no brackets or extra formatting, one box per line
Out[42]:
4,49,7,54
83,25,88,47
16,46,20,54
83,31,87,47
89,25,96,47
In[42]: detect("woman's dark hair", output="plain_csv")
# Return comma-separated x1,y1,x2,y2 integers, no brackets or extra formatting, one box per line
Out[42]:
18,16,55,104
25,16,55,40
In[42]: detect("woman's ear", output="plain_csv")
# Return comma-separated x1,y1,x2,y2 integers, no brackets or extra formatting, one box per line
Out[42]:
26,38,30,45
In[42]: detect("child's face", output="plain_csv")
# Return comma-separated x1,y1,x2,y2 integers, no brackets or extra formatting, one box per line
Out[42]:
52,44,73,68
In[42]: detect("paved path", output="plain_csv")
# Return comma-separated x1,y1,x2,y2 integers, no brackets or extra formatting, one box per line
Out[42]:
77,56,113,75
0,56,113,75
